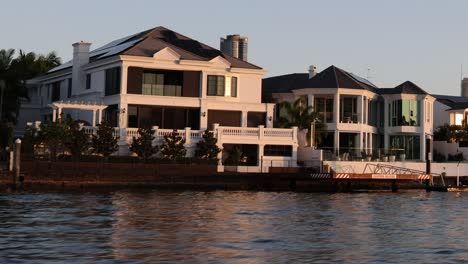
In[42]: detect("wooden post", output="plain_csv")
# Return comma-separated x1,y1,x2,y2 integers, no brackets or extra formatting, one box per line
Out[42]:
13,138,21,187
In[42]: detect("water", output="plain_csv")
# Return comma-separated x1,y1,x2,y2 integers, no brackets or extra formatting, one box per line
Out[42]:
0,190,467,263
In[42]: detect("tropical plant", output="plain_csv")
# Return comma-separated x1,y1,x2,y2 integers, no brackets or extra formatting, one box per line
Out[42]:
64,122,90,160
225,146,243,166
91,122,119,160
434,124,468,143
195,130,221,160
160,129,186,160
130,127,159,161
275,98,327,146
0,49,61,124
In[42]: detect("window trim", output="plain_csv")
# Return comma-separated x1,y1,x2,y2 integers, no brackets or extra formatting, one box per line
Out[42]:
86,74,91,90
207,75,226,96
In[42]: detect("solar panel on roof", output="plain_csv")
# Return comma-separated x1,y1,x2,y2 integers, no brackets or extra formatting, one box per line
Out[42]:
95,38,144,59
348,72,378,88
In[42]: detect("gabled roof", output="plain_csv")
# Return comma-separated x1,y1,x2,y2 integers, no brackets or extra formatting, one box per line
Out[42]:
262,65,378,94
47,26,261,74
378,81,428,95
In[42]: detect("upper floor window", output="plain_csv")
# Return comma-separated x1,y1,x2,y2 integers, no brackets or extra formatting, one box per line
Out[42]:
142,71,182,96
207,75,225,96
314,97,333,123
105,67,121,96
388,100,420,127
51,81,61,102
86,74,91,90
67,78,72,98
231,77,237,97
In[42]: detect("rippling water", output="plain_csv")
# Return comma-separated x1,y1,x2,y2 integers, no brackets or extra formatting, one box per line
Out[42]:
1,190,467,263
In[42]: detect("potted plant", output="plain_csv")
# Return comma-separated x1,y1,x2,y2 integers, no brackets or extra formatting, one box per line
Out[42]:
382,152,389,162
399,150,406,161
389,149,396,162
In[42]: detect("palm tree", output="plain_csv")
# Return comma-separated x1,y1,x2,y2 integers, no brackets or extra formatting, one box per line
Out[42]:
275,98,327,146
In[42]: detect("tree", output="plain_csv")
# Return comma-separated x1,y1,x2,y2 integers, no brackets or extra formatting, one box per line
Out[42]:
92,122,119,160
195,130,221,160
275,98,327,146
38,120,69,161
0,49,61,124
65,122,90,161
434,124,468,143
160,129,186,160
130,127,158,161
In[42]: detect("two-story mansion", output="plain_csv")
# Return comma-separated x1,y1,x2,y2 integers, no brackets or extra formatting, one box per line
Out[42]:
20,26,299,170
263,65,436,161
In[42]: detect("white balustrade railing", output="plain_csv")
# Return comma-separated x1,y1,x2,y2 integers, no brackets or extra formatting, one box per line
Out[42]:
83,125,297,147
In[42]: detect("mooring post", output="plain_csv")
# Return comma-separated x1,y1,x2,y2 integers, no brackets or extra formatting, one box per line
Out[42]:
13,138,21,187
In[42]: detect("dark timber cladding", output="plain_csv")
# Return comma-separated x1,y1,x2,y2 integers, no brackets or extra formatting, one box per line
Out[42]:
208,110,241,129
126,67,201,97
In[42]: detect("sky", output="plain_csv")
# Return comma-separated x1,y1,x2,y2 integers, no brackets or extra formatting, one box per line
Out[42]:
1,0,468,95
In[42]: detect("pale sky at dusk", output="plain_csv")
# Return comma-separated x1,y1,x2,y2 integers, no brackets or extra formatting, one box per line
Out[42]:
2,0,468,95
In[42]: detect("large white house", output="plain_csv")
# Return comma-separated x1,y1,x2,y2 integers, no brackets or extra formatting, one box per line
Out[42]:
263,65,436,161
19,26,299,171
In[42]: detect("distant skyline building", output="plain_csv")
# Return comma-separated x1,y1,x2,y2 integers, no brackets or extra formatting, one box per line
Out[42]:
220,34,248,61
461,78,468,97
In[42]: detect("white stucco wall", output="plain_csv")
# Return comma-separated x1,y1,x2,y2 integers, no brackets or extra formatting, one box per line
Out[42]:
434,101,450,128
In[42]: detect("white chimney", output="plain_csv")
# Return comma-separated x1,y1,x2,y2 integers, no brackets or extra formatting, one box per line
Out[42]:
72,41,91,92
309,65,318,79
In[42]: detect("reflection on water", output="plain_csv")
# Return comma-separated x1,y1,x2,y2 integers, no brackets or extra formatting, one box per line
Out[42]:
1,190,468,263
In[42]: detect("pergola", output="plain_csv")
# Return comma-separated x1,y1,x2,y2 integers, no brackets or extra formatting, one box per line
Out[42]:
49,100,108,126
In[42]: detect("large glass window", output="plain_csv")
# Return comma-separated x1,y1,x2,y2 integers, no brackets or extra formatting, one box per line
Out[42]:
142,70,182,96
207,75,225,96
390,135,420,160
314,97,333,123
389,100,420,126
340,96,358,123
86,74,91,90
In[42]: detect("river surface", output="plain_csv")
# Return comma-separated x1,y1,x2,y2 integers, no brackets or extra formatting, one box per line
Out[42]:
0,190,467,263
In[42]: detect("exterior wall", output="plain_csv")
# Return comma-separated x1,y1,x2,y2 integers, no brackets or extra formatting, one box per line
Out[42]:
434,141,468,160
433,101,450,128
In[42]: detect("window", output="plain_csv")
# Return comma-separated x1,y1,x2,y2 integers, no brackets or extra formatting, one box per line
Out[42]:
388,100,421,127
86,74,91,90
67,78,72,98
340,96,358,123
142,70,182,96
314,96,334,123
231,77,237,97
207,75,225,96
105,67,121,96
51,81,60,102
390,135,420,160
264,145,292,157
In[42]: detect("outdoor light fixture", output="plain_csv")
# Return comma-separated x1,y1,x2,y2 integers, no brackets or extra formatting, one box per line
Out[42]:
268,116,273,121
202,111,206,117
120,108,126,114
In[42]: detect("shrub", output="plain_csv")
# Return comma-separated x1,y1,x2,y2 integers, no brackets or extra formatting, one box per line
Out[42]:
91,122,119,160
130,127,159,161
160,129,186,160
38,120,69,161
64,122,90,160
195,130,221,160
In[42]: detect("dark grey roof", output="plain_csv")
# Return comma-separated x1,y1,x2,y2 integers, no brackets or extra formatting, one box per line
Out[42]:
48,26,261,74
262,65,378,94
378,81,428,95
433,94,468,109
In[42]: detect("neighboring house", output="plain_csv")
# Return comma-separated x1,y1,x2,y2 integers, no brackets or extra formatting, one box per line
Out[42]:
19,26,298,171
263,65,435,161
432,94,468,127
432,94,468,160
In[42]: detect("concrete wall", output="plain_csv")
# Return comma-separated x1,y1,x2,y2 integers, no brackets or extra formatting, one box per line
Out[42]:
434,101,450,128
434,141,468,160
325,160,468,177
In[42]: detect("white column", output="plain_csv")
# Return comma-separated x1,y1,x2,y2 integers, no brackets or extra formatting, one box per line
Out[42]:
241,111,248,127
120,64,128,95
308,94,315,109
266,104,274,128
334,93,340,123
334,130,340,156
369,133,373,154
357,95,364,124
98,109,103,124
185,127,191,144
92,109,96,127
201,72,208,99
58,107,63,120
420,98,426,161
52,109,57,122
